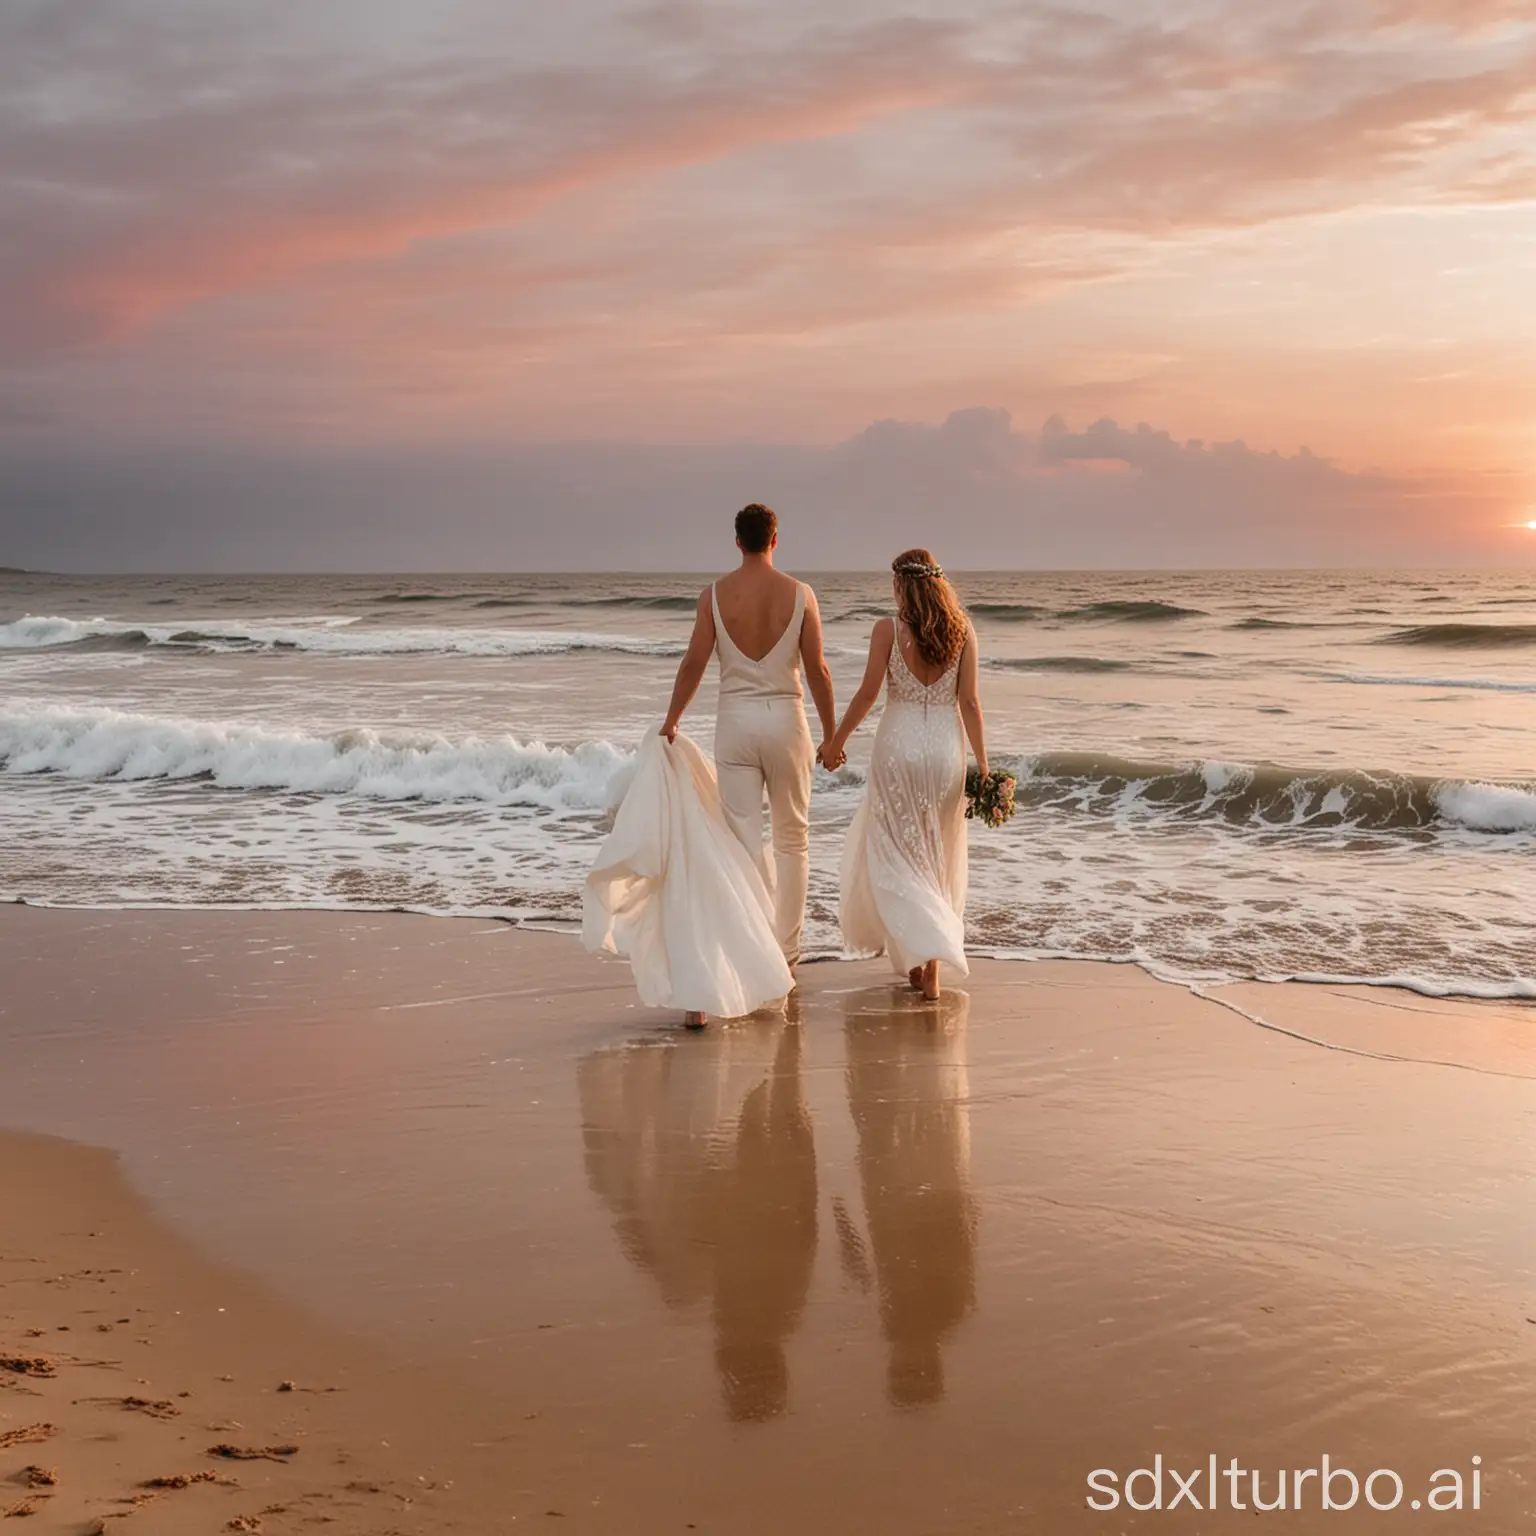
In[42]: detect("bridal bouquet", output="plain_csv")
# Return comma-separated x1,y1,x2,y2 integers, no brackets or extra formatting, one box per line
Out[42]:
965,767,1017,829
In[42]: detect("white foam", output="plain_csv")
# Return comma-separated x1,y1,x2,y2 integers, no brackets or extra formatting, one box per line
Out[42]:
1334,671,1536,694
1434,780,1536,833
0,614,683,659
1200,761,1245,794
0,703,633,811
970,950,1536,1003
1279,969,1536,1002
0,616,106,649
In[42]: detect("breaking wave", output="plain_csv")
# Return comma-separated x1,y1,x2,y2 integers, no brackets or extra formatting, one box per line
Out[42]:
1009,751,1536,834
1229,617,1321,631
989,656,1133,674
562,594,699,612
0,705,631,812
375,592,697,611
5,704,1531,836
967,602,1052,622
0,615,684,660
372,592,477,604
1059,600,1206,622
1332,672,1536,695
1379,623,1536,649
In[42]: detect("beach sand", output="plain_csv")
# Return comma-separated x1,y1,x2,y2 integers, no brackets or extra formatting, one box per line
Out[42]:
1,906,1532,1532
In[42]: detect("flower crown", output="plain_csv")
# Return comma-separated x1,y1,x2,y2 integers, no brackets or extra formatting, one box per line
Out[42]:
893,558,944,579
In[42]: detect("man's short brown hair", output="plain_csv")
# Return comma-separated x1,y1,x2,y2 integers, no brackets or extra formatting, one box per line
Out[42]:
735,503,777,554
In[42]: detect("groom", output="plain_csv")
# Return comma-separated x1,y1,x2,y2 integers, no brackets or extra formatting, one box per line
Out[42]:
661,503,837,988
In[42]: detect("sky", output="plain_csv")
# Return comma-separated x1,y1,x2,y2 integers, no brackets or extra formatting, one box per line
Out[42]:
2,0,1534,570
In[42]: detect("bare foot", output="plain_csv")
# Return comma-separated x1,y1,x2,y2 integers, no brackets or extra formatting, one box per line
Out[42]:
920,961,940,1001
907,966,924,992
683,1012,707,1031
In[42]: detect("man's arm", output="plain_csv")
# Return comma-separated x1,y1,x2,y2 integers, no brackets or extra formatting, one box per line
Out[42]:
661,589,716,741
825,619,893,766
798,587,838,749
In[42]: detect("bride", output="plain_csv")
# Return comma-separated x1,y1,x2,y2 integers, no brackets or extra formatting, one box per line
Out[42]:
822,549,988,1001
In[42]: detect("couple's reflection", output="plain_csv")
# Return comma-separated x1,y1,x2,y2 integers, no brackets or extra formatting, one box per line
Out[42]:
841,987,977,1408
577,988,975,1421
578,1007,817,1422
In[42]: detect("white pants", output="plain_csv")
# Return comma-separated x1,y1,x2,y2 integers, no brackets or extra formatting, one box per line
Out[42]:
715,698,813,966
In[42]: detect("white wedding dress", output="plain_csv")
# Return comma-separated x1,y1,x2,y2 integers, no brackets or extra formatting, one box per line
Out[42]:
840,627,970,978
583,730,793,1018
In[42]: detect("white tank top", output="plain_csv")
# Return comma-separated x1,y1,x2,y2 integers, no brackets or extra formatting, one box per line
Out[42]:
711,581,806,703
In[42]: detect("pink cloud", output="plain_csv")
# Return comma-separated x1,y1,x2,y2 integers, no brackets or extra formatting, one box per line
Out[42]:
1,1,1534,482
5,3,1536,354
9,18,979,345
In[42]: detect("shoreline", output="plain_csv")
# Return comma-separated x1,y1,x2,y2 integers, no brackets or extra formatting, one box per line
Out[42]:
2,905,1533,1532
5,895,1534,1004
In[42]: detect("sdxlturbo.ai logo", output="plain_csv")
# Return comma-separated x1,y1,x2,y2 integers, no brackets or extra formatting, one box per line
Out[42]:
1087,1455,1482,1513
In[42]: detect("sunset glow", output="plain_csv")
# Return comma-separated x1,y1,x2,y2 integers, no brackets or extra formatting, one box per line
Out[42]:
2,0,1535,568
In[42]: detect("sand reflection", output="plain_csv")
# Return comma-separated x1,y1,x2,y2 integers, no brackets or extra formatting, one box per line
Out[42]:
841,987,977,1408
578,1012,817,1422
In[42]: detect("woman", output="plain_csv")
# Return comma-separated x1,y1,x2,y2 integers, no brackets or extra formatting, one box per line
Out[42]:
823,549,988,1000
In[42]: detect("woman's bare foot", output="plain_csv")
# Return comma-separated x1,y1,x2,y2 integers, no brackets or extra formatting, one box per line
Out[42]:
683,1011,707,1031
907,966,924,992
920,960,940,1001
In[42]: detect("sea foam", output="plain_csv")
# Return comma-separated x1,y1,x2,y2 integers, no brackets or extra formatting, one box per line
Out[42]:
6,702,1531,837
1432,781,1536,833
0,615,684,659
1006,750,1536,835
0,704,632,811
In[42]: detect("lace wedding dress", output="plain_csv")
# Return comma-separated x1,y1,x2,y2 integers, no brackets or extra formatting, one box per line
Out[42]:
840,628,969,978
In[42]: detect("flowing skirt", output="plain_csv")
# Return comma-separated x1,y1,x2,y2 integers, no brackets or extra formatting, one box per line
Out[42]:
840,700,969,977
584,730,794,1017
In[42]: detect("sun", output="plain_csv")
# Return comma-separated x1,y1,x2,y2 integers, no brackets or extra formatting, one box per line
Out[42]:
1528,519,1536,531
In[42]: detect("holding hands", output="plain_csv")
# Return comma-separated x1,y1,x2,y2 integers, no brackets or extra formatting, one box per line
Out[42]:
817,738,846,771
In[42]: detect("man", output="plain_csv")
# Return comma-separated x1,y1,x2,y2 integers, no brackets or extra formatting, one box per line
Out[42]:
661,504,837,1023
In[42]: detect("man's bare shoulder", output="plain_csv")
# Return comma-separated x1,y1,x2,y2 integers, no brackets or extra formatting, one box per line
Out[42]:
717,566,797,600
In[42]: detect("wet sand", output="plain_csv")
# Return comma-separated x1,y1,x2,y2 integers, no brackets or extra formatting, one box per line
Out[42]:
1,1129,491,1533
1,906,1533,1532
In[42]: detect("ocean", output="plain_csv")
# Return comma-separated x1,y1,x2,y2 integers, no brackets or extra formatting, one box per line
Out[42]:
1,568,1532,1000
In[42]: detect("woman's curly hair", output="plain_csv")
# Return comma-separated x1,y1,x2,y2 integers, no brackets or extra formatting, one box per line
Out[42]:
891,548,968,670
